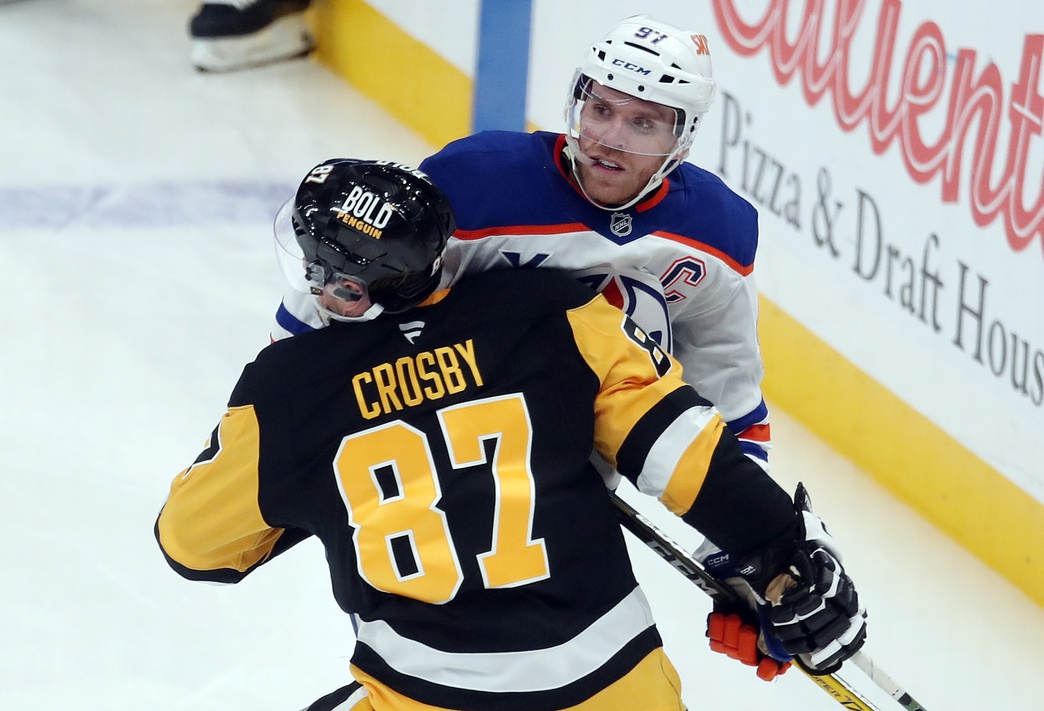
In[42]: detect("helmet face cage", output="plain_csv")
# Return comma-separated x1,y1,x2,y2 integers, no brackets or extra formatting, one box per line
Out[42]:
281,159,455,314
563,15,716,202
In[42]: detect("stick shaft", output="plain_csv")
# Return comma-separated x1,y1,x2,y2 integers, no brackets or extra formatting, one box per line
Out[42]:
610,491,929,711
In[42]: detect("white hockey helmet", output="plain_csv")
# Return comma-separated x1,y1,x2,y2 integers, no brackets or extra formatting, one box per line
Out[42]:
564,15,716,208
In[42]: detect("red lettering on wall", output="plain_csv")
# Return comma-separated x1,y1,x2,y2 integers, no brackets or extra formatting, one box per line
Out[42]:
711,0,1044,260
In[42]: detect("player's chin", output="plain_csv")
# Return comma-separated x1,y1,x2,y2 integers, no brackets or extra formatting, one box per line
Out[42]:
587,181,636,208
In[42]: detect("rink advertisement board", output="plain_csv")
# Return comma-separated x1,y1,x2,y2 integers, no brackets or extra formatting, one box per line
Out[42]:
314,0,1044,605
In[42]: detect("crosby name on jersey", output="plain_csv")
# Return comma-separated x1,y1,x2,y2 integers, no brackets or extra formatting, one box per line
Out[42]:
351,338,484,419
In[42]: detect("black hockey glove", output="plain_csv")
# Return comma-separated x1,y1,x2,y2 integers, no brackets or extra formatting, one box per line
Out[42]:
698,540,794,681
733,483,867,675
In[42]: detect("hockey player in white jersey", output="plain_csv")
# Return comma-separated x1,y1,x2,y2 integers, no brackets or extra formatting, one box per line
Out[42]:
274,15,770,470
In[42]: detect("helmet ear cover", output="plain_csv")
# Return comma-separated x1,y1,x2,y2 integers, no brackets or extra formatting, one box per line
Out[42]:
288,159,455,313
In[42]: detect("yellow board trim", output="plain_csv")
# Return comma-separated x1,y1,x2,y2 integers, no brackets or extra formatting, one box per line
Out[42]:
310,1,1044,608
759,296,1044,607
311,0,471,150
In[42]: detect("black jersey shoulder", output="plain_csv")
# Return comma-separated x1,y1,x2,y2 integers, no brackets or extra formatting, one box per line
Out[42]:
446,267,600,317
231,268,599,408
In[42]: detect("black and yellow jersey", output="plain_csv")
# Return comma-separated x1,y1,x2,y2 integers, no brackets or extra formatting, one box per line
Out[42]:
156,268,795,711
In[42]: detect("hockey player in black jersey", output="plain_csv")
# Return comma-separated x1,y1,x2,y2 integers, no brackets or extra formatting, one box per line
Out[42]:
155,160,867,711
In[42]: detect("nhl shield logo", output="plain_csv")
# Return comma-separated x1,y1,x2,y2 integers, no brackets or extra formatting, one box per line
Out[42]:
610,212,632,237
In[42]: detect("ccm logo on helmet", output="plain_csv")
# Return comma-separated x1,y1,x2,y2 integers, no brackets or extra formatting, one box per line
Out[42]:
690,34,709,54
336,186,395,238
611,58,652,76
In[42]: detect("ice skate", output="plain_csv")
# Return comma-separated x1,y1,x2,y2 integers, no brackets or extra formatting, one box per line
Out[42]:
189,0,314,72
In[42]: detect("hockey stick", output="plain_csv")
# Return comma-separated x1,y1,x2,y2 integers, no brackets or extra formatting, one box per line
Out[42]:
610,491,928,711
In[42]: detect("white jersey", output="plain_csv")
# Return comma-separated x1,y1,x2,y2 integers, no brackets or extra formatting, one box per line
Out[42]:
273,131,770,465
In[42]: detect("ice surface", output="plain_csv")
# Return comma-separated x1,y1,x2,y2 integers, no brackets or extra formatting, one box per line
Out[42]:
2,2,1041,709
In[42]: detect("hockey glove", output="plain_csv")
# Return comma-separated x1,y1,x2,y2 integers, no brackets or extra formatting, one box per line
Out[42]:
697,541,793,682
737,483,868,675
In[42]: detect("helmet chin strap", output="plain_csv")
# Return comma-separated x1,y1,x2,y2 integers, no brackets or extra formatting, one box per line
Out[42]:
316,296,385,323
563,136,675,212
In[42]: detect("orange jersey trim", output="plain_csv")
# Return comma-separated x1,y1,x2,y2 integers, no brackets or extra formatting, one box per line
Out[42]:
737,423,771,443
453,222,591,241
653,231,754,276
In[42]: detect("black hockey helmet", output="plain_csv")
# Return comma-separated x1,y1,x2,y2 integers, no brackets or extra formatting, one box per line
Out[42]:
280,159,456,314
